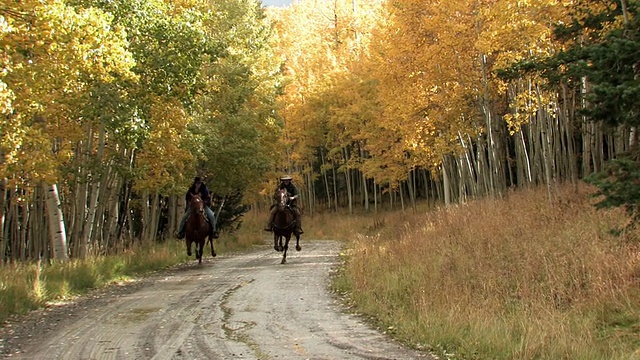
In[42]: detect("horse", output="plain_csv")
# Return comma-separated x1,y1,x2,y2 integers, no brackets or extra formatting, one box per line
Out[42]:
185,194,216,264
272,188,301,264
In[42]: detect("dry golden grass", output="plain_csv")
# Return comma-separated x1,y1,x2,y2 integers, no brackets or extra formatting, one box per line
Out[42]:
333,184,640,360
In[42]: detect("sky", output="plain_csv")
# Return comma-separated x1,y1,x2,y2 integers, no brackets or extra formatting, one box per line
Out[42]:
261,0,293,7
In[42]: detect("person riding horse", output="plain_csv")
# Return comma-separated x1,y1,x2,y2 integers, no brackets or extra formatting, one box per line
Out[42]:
177,176,218,239
264,175,303,235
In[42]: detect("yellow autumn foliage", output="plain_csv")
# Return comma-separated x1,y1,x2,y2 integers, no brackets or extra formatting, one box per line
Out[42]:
0,0,135,185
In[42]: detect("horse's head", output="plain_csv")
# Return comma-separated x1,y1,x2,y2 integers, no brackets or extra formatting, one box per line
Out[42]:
275,188,289,209
188,193,205,214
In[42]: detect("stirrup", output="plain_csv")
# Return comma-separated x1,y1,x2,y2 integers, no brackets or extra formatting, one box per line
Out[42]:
177,231,185,239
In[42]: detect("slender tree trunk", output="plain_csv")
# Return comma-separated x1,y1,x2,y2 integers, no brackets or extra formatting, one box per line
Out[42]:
94,162,117,252
373,181,378,213
306,170,314,217
518,128,532,185
360,147,369,211
81,180,100,256
443,159,451,206
7,198,19,262
332,166,338,212
167,195,178,238
458,132,477,198
475,138,490,196
561,84,579,185
104,175,122,253
31,187,45,260
537,89,555,204
407,169,416,211
19,198,29,261
342,148,353,214
620,0,630,24
320,149,332,210
147,191,160,242
0,178,6,264
140,189,151,241
43,182,68,260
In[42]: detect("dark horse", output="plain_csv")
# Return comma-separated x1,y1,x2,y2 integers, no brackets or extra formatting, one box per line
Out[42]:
272,188,301,264
185,194,216,264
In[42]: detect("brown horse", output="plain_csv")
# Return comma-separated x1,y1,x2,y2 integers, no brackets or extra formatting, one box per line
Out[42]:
272,188,301,264
185,194,216,264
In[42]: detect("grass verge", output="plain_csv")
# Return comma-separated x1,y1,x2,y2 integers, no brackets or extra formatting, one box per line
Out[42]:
332,184,640,360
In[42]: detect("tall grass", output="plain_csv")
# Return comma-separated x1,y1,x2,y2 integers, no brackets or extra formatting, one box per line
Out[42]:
0,240,183,323
333,184,640,360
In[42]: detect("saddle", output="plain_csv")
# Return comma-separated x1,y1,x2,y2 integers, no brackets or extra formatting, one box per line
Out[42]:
187,212,211,223
270,203,295,211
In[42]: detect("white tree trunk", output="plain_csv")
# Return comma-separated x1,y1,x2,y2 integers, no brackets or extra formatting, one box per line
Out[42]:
148,191,160,241
306,170,314,216
141,189,151,241
0,178,6,264
443,159,451,206
373,181,378,213
320,149,332,210
342,148,353,214
43,183,68,260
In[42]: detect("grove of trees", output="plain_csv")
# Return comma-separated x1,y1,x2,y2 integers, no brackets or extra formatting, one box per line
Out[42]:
1,0,638,262
270,0,639,217
1,0,283,261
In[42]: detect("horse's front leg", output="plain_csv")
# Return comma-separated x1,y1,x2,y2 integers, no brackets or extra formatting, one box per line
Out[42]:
186,239,192,256
281,234,290,264
274,233,280,252
295,233,301,251
197,242,203,264
209,236,217,257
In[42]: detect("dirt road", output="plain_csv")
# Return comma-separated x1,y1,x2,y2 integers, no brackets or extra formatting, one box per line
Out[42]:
0,240,432,360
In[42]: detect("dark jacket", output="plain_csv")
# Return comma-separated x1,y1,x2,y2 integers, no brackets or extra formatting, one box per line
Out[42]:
275,182,300,206
186,182,211,207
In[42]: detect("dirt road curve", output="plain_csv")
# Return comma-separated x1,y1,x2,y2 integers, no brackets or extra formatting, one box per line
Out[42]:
0,240,432,360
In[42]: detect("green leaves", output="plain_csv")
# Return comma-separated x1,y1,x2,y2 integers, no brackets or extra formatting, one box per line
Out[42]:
585,153,640,222
191,0,283,197
526,0,640,224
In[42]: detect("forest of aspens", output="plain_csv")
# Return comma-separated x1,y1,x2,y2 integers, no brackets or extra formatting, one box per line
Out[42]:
2,0,640,359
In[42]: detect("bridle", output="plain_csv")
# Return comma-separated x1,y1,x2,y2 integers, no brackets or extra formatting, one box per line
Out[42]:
190,195,205,216
276,188,289,209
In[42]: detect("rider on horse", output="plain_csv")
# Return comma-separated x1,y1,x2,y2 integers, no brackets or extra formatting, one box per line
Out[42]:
264,175,303,235
177,176,218,239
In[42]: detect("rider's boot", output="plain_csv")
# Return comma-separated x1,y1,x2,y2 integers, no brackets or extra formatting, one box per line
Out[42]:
177,212,188,239
264,208,275,232
295,211,304,235
204,209,217,238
